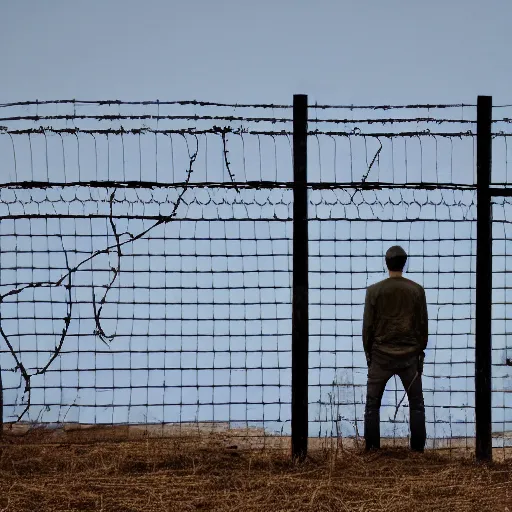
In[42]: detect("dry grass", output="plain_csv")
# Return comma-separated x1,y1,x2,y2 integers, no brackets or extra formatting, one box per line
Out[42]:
0,426,511,511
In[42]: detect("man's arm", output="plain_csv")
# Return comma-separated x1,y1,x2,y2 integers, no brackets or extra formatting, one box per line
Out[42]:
362,288,374,365
419,287,428,351
416,287,428,375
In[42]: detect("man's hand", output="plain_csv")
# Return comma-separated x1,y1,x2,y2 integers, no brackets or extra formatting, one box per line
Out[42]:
417,351,425,375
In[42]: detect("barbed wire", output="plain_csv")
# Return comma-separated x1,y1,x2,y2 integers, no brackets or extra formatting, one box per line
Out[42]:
9,99,512,110
0,99,490,110
0,114,293,124
0,180,478,190
0,126,477,138
8,114,512,125
310,103,477,110
0,99,293,109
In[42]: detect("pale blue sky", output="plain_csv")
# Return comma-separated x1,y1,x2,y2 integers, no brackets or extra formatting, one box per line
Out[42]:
1,0,512,105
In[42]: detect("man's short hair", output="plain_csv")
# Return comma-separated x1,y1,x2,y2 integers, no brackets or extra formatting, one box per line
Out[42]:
385,245,407,272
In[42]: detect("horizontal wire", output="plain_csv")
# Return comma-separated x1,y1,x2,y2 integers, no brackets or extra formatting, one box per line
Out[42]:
311,117,477,124
3,114,499,125
0,314,478,321
0,114,293,124
0,180,478,190
0,346,476,353
0,126,478,137
310,102,477,110
2,99,491,110
0,268,482,275
0,234,481,242
0,215,485,223
0,377,478,386
0,400,476,411
0,334,292,341
0,99,293,109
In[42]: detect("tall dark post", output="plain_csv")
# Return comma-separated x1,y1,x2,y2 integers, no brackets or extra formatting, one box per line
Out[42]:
475,95,493,462
292,94,308,461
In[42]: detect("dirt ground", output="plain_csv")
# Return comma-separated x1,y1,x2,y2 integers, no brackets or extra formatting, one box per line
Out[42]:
0,425,511,512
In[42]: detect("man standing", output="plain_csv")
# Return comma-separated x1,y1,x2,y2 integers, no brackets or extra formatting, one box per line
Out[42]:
362,245,428,452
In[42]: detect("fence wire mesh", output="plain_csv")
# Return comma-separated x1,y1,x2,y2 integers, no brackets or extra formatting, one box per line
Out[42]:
0,99,511,454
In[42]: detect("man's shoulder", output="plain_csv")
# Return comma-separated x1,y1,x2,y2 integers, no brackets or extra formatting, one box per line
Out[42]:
401,277,425,293
367,277,424,294
366,279,387,294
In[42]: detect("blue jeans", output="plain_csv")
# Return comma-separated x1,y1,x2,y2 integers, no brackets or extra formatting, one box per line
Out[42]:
364,353,426,451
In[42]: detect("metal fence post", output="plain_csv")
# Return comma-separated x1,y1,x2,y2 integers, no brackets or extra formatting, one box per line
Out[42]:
292,94,308,461
475,95,492,462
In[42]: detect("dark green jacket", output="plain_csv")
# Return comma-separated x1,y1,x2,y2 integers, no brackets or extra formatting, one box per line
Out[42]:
362,276,428,360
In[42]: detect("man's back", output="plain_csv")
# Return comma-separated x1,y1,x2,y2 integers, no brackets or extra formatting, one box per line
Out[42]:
363,276,428,359
363,246,427,453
